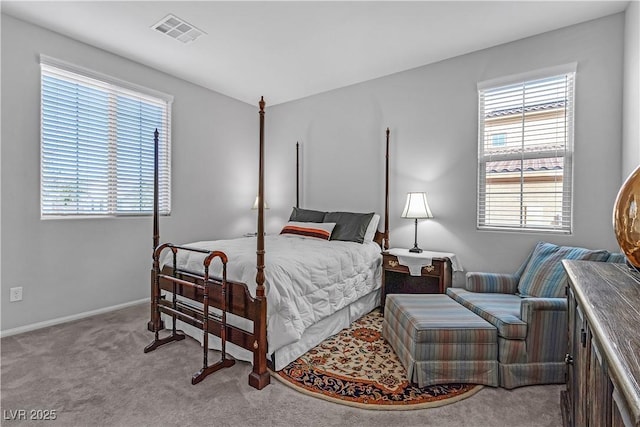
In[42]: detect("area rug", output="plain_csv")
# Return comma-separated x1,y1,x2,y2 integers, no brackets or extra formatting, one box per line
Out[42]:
271,310,483,410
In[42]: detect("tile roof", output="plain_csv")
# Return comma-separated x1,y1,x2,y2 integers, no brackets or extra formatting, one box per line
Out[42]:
487,157,563,173
486,100,566,118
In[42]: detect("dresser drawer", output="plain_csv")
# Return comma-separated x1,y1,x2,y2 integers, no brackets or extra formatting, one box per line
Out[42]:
382,254,442,276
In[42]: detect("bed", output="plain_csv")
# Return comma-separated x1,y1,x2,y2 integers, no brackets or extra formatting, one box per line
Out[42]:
145,97,391,389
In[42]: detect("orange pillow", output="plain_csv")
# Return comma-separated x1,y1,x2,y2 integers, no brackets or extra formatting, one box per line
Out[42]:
280,221,336,240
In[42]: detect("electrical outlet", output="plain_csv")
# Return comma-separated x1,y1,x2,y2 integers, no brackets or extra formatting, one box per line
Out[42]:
10,287,23,302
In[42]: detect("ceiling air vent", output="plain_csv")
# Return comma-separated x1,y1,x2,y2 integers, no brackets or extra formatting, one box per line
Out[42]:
152,14,205,44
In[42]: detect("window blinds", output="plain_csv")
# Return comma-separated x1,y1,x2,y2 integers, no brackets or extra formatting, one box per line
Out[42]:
477,68,575,233
40,58,172,217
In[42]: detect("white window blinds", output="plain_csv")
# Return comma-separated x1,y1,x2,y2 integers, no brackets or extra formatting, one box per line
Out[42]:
40,57,172,218
477,66,575,233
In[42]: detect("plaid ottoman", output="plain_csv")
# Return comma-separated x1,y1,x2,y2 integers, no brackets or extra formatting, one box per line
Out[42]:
382,294,499,387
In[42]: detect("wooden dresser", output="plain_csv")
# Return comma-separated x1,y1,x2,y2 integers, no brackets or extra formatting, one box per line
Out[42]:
562,260,640,427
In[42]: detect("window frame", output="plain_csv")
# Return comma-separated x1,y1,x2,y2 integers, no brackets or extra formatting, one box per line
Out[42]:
476,64,577,234
39,56,173,219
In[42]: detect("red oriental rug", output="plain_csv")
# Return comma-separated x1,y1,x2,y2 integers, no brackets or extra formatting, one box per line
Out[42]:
272,310,482,410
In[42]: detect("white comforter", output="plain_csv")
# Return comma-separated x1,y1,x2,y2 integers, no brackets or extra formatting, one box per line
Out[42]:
161,234,382,354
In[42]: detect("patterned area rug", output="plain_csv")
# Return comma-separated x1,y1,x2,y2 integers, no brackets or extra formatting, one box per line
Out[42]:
272,310,482,410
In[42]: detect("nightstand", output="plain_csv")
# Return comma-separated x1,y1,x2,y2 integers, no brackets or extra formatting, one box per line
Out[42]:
380,249,455,310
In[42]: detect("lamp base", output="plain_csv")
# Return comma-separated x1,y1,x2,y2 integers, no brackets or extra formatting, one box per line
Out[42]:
409,218,424,254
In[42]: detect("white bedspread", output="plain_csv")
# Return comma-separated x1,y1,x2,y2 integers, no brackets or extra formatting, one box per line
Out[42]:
160,234,382,355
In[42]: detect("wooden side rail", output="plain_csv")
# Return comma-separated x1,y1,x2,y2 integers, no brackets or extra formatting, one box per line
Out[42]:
144,243,235,385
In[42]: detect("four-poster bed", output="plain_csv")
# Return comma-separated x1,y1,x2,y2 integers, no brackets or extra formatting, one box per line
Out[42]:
145,97,391,390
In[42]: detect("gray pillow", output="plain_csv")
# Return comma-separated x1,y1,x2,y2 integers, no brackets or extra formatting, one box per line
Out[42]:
289,207,326,223
324,211,375,243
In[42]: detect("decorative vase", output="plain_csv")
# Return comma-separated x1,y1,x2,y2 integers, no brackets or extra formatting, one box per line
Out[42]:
613,165,640,268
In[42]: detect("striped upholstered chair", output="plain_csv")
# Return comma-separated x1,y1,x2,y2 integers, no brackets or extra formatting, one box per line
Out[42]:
446,241,625,389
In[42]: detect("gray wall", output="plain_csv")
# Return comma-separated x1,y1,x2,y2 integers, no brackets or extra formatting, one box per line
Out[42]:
623,0,640,179
267,13,626,280
1,14,261,331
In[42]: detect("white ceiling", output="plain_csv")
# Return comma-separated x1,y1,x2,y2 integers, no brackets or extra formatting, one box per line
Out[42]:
1,1,629,106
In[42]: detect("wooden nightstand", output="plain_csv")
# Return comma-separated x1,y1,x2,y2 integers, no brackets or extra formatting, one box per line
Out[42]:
380,250,453,310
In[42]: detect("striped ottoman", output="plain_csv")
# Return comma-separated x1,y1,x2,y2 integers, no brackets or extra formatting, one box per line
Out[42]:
382,294,499,387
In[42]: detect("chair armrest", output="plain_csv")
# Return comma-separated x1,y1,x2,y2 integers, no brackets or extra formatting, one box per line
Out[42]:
607,252,626,263
520,297,568,363
465,272,519,294
520,297,567,316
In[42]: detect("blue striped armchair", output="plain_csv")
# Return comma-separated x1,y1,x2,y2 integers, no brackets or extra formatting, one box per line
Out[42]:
446,242,625,389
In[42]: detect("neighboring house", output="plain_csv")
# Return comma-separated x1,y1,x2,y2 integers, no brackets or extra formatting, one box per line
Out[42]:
483,102,568,230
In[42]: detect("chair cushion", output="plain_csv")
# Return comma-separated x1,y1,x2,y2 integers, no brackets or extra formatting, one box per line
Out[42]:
447,288,527,340
517,242,609,298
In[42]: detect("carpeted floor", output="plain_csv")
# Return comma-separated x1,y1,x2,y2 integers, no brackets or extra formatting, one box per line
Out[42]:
1,303,563,427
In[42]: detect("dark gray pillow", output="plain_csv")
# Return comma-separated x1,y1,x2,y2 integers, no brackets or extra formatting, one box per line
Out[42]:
324,212,374,243
289,207,326,223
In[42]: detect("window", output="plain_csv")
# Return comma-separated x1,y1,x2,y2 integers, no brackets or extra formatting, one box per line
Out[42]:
477,65,575,233
40,56,172,218
490,133,506,147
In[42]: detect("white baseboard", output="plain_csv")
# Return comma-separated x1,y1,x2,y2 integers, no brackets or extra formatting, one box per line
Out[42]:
0,298,150,338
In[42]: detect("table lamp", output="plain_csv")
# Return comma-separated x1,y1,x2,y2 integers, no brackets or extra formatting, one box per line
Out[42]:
252,196,269,210
401,192,433,253
246,196,269,237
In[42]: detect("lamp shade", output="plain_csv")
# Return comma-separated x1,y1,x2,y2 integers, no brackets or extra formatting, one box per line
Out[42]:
252,196,269,210
401,192,433,219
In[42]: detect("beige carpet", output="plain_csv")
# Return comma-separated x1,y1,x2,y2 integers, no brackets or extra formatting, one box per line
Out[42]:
1,303,563,426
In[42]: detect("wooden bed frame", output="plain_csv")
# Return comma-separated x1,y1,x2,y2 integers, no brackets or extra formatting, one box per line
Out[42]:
145,97,390,389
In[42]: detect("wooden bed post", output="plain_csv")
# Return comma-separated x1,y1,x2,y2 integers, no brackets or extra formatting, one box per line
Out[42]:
249,96,270,389
296,142,300,209
148,128,163,332
384,128,390,250
370,128,391,250
153,128,160,255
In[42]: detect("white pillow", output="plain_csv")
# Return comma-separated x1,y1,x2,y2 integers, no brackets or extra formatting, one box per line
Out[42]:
363,214,381,242
280,221,336,240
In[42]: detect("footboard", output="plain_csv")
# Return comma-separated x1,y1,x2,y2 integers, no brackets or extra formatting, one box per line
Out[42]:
146,244,269,389
146,98,270,390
